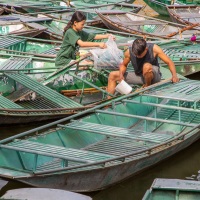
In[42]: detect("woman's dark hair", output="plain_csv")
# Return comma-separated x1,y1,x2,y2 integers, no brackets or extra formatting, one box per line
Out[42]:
63,11,86,35
132,38,147,56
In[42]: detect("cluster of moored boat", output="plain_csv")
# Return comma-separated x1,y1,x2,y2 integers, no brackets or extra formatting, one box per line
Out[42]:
0,0,199,199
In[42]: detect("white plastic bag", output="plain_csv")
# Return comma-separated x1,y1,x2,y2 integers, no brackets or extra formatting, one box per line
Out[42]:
90,36,123,70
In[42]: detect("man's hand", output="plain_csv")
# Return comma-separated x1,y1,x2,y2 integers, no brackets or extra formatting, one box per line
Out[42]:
119,72,124,82
107,34,116,40
171,75,179,83
99,42,107,49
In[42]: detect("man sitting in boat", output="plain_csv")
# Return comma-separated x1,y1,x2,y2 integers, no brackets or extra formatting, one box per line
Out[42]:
107,38,179,98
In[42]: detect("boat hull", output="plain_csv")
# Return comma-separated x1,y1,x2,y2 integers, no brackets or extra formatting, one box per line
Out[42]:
167,5,200,26
143,0,169,15
15,129,200,192
0,113,72,125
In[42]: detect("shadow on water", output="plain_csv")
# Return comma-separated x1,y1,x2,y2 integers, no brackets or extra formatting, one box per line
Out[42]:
0,180,32,197
187,72,200,80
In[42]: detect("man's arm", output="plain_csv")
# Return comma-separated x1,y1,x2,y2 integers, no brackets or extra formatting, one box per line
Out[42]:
119,49,131,81
154,44,179,83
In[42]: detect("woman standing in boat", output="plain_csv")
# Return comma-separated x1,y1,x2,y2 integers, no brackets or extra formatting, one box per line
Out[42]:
55,11,111,67
107,38,180,98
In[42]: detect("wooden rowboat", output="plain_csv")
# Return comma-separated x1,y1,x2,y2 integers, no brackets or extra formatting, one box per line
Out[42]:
143,178,200,200
0,78,199,191
96,11,200,39
0,52,112,125
167,5,200,26
143,0,198,16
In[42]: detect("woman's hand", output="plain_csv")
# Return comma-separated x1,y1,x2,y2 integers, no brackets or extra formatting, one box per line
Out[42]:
99,42,107,49
107,34,116,40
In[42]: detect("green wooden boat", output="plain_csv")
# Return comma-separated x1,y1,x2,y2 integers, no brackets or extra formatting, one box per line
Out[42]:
167,5,200,26
143,178,200,200
0,78,199,191
0,35,61,58
143,0,199,16
0,20,47,37
0,56,109,124
0,13,52,23
0,1,68,13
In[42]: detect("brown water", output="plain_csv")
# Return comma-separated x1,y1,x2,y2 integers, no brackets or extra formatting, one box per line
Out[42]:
0,72,199,199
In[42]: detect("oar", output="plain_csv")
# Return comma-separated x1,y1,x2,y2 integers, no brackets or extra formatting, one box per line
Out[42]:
167,23,200,38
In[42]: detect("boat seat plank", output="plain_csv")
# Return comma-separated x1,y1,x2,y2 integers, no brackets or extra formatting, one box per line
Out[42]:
6,87,32,102
153,178,200,191
26,23,47,31
42,48,57,55
62,121,173,143
0,57,32,70
83,137,149,156
143,80,200,102
0,95,23,109
17,16,52,23
4,73,82,108
8,140,116,163
0,37,25,48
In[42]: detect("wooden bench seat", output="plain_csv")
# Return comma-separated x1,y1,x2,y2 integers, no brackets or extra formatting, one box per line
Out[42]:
8,140,116,165
60,121,173,143
0,95,22,109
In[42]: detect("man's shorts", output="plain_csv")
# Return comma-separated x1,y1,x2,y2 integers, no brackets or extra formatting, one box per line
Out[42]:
124,65,161,85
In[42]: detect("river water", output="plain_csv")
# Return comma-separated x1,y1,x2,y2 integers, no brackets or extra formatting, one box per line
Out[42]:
0,72,199,199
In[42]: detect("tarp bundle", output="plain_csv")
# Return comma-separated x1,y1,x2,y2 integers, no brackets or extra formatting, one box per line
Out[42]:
90,36,123,70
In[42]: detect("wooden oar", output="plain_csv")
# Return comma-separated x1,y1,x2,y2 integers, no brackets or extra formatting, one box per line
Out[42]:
167,23,200,38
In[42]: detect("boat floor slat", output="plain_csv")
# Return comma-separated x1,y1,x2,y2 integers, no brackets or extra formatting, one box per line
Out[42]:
0,57,32,70
83,137,149,156
0,37,25,48
0,95,23,109
42,48,57,55
143,80,200,102
65,121,173,143
8,140,116,163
